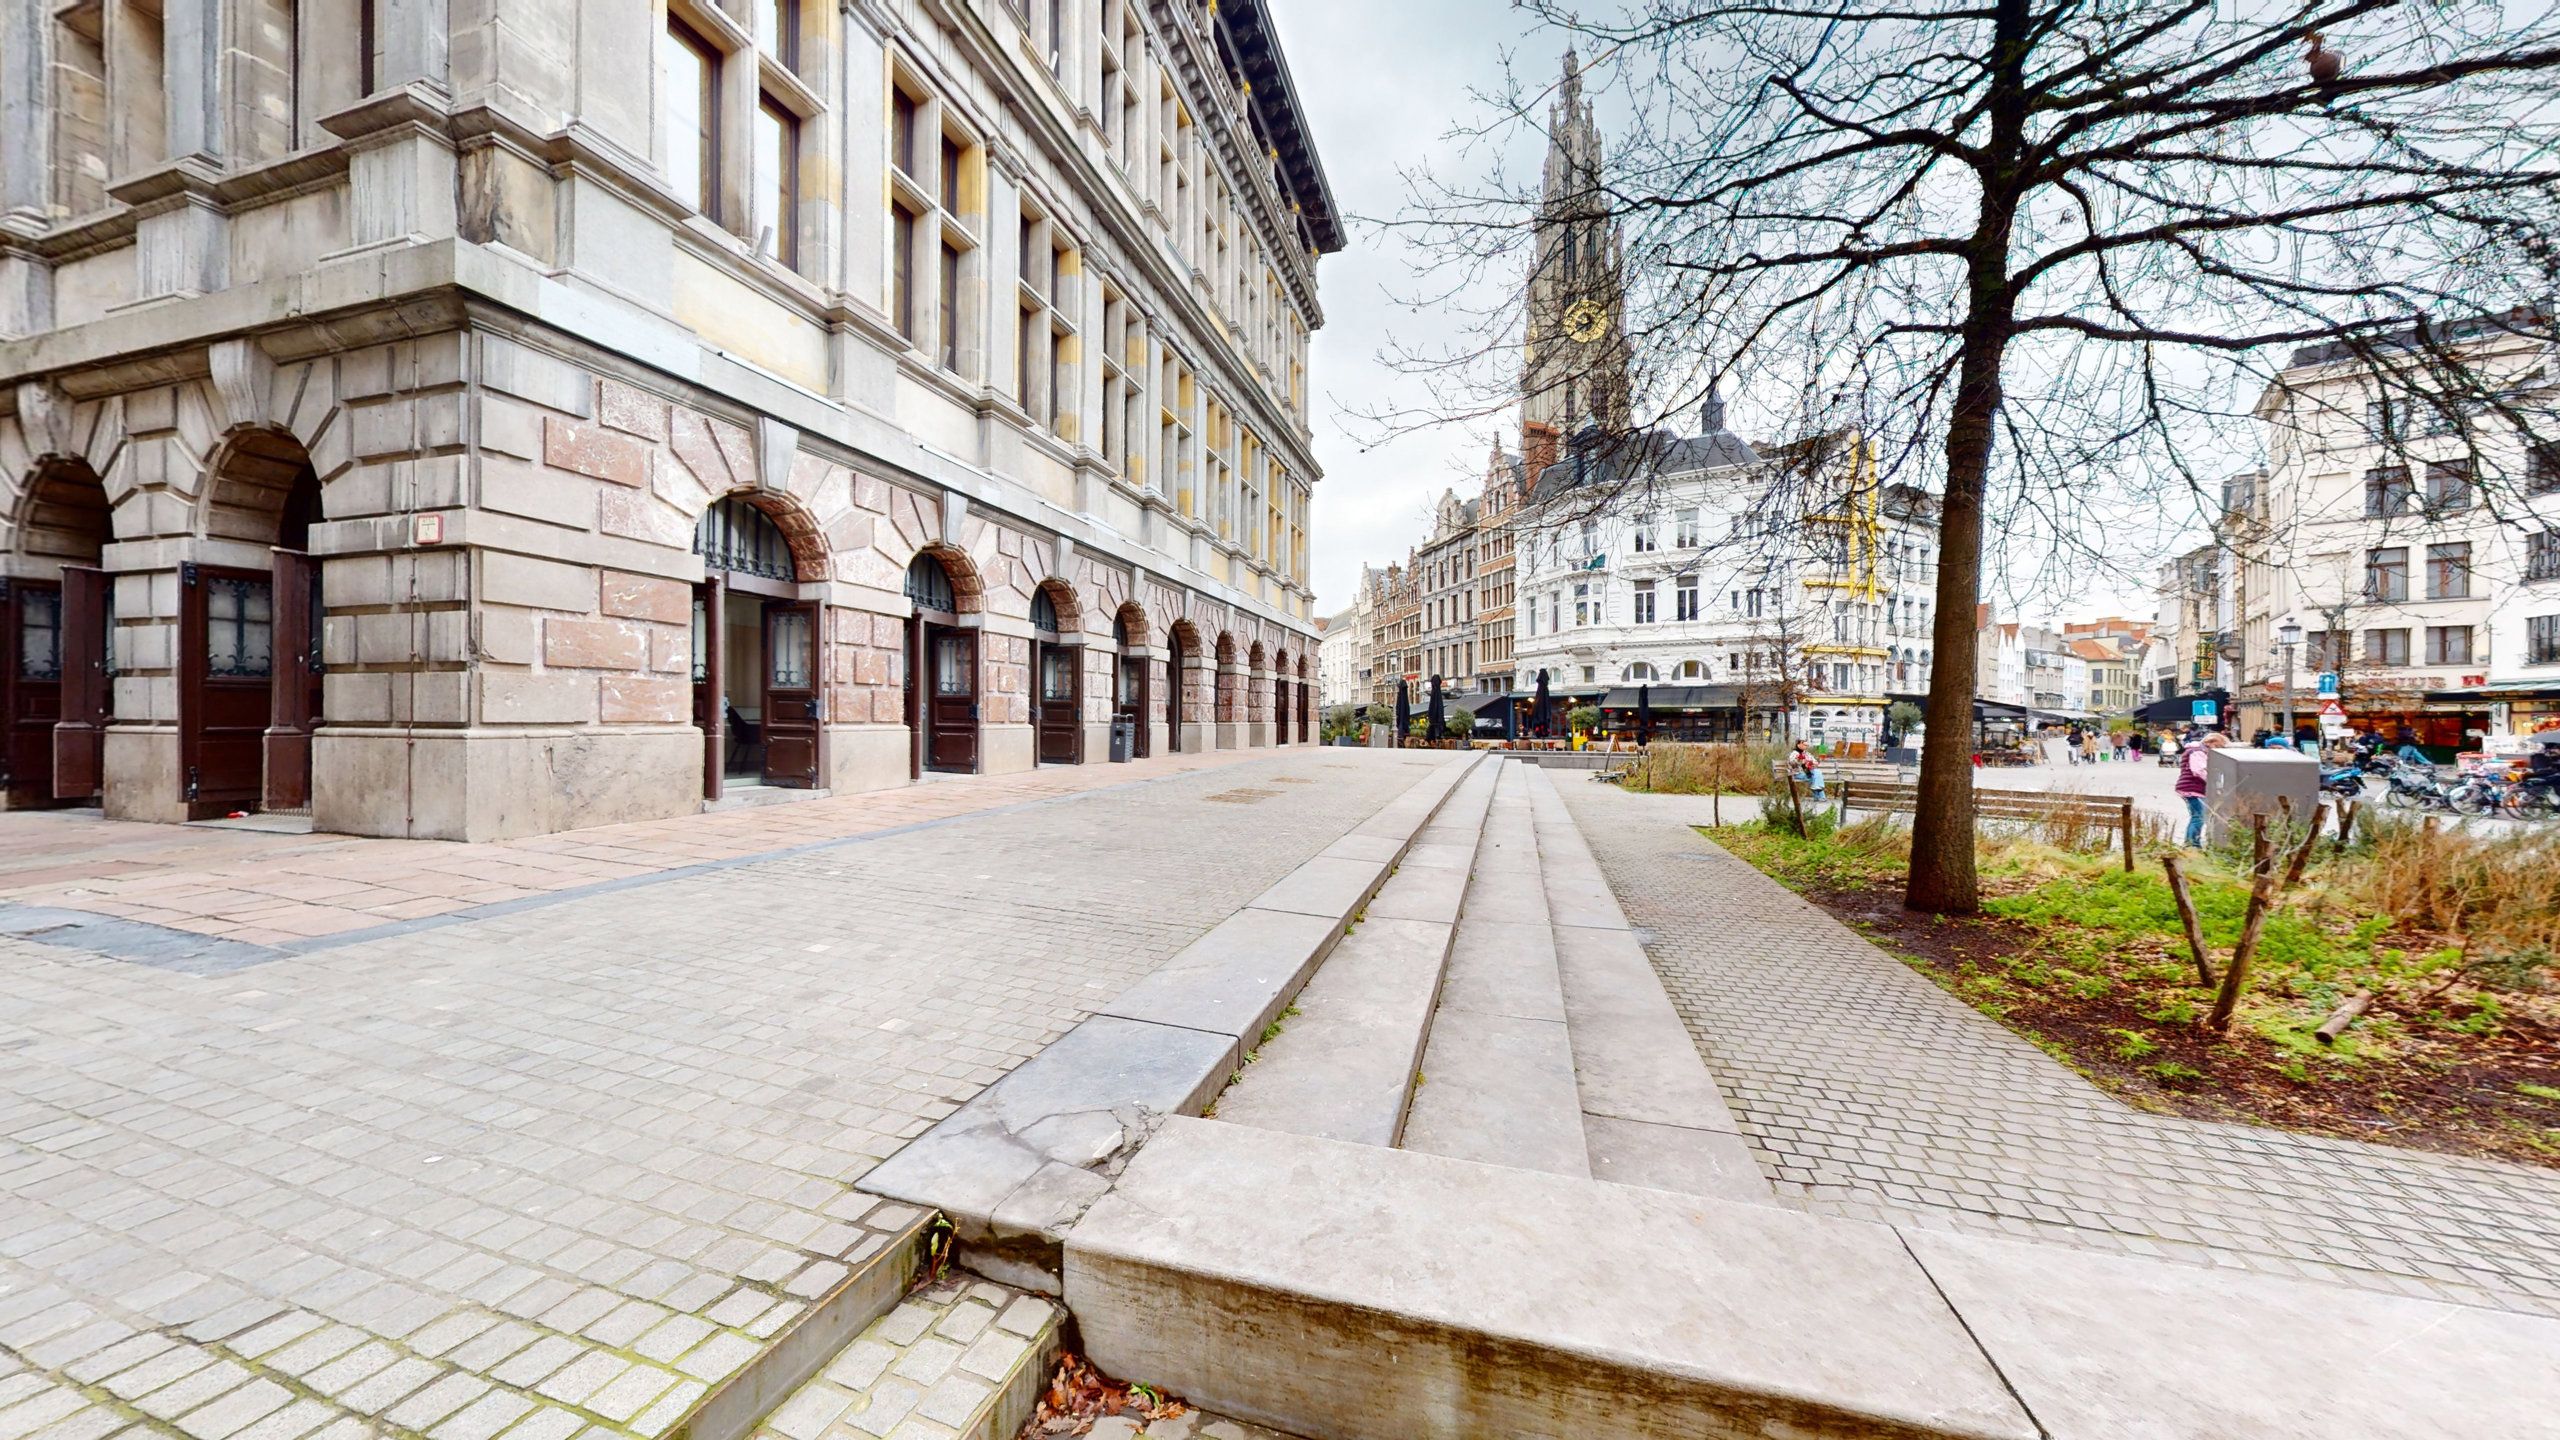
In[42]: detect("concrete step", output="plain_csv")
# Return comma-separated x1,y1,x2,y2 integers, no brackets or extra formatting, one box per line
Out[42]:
1063,1117,2560,1440
1205,760,1502,1146
1397,764,1589,1177
1520,765,1771,1202
737,1274,1063,1440
858,752,1488,1288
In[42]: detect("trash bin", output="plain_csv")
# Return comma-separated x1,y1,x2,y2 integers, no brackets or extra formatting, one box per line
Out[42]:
1109,717,1134,763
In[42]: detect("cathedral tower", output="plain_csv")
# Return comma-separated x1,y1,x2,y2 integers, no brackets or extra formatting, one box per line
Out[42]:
1521,49,1633,436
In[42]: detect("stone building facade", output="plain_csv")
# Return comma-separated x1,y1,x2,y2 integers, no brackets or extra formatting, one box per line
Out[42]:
0,0,1337,838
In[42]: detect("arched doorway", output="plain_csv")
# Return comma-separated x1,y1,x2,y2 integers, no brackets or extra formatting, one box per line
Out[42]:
1298,656,1313,743
1164,620,1192,753
183,431,320,819
1272,649,1292,745
8,458,114,806
1113,604,1149,759
693,495,826,798
1214,634,1239,748
906,551,977,774
1032,582,1082,764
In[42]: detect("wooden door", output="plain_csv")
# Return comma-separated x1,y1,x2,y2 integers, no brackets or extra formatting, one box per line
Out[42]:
694,578,723,800
180,564,275,819
762,601,821,788
53,567,108,801
926,626,978,772
1117,653,1149,759
1035,642,1080,764
1164,638,1183,752
1299,682,1312,743
4,580,64,806
262,550,320,811
1274,672,1290,745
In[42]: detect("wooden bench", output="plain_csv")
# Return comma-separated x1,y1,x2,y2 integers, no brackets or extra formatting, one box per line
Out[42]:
1836,780,2139,872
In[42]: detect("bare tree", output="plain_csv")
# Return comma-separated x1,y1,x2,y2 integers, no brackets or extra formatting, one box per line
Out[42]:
1384,0,2560,913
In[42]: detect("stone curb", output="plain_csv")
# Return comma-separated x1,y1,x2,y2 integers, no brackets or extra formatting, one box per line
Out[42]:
668,1205,935,1440
1063,1116,2560,1440
857,753,1489,1291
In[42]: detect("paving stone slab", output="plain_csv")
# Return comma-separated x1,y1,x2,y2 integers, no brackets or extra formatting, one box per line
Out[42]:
1552,925,1746,1137
1245,857,1390,921
1432,919,1567,1023
1067,1118,2035,1440
1096,909,1347,1067
1208,916,1454,1148
1902,1228,2560,1439
1397,1009,1588,1179
1581,1116,1769,1203
858,1017,1234,1285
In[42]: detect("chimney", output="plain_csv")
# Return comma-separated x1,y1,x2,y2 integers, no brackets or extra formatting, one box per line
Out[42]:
1521,421,1561,483
1703,382,1727,434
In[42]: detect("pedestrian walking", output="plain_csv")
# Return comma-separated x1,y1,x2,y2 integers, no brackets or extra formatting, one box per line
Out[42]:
2178,732,2225,847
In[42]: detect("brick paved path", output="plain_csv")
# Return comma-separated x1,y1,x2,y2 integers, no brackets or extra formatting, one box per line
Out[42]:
0,750,1446,1440
1560,782,2560,1319
0,749,1265,948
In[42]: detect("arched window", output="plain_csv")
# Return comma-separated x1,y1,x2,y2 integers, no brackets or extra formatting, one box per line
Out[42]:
1675,659,1705,682
1032,588,1061,635
696,496,793,580
1624,661,1658,683
906,553,957,613
1112,611,1131,646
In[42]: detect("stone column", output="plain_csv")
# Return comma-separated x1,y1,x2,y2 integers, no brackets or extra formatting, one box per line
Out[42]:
163,0,229,165
1180,647,1212,755
1214,654,1243,750
377,0,452,91
0,3,51,229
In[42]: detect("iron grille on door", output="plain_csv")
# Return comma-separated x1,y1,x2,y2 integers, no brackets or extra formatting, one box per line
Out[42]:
695,497,795,580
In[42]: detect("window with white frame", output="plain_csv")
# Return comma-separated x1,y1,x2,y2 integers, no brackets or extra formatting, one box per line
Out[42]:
1574,583,1590,627
1625,661,1658,682
1675,507,1699,548
1675,660,1705,681
1676,577,1699,621
1632,580,1655,624
1634,515,1657,553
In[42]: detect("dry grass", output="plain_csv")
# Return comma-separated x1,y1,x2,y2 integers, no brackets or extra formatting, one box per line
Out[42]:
2330,816,2560,962
1622,742,1780,797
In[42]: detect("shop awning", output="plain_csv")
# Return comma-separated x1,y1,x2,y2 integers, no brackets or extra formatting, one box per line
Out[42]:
1597,685,1743,710
2425,685,2560,703
2133,692,2229,726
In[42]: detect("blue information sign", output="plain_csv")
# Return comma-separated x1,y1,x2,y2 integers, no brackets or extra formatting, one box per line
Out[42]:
2191,699,2219,723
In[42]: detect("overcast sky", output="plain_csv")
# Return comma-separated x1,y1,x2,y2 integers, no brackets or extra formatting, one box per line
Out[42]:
1275,0,1547,619
1270,0,2164,626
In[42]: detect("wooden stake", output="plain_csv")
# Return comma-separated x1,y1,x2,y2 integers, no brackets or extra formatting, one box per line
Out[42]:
2333,800,2359,851
2314,988,2373,1045
2206,818,2275,1033
2281,804,2325,889
2160,853,2216,987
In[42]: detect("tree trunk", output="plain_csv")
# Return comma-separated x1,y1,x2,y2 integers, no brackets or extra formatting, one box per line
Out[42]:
1905,337,2008,914
1905,0,2031,916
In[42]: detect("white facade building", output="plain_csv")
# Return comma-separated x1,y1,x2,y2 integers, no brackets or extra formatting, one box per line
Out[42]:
1317,610,1361,710
1511,416,1940,748
2244,320,2557,743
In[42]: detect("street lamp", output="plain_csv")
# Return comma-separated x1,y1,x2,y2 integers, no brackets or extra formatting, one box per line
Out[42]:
2277,617,2304,748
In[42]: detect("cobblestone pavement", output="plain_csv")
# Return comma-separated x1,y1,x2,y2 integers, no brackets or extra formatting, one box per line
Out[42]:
0,750,1446,1440
0,748,1267,948
746,1276,1294,1440
1560,781,2560,1319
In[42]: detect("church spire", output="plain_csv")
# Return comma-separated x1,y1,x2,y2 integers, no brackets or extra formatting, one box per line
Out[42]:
1521,48,1630,440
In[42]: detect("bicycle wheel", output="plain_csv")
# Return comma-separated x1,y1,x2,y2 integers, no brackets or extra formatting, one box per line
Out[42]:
2450,784,2494,816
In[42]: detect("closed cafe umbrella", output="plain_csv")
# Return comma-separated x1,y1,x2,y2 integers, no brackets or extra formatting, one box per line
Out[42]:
1638,684,1652,745
1395,678,1412,750
1534,669,1553,738
1427,674,1446,742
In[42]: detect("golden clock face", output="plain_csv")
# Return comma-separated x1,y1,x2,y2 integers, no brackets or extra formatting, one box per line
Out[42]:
1564,298,1609,344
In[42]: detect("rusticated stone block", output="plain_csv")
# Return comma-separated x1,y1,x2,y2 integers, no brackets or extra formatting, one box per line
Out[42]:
543,618,647,670
597,378,669,442
601,571,689,624
543,416,648,486
600,676,688,723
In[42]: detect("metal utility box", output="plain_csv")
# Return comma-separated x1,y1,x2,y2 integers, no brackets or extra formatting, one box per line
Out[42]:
2206,746,2319,847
